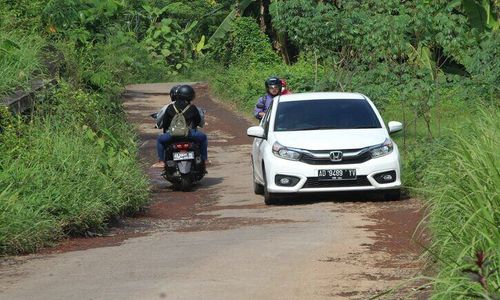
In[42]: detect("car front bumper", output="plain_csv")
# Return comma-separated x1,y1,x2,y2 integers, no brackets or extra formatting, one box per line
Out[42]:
264,150,401,193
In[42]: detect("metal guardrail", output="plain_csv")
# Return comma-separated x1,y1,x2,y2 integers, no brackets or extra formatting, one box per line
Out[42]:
1,78,57,114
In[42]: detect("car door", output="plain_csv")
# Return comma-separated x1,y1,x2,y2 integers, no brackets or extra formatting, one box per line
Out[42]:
253,103,273,182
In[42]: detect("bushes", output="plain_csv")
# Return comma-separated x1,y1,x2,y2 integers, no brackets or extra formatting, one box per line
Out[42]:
0,0,192,255
210,17,279,67
0,126,148,254
0,84,149,255
422,110,499,298
0,187,60,254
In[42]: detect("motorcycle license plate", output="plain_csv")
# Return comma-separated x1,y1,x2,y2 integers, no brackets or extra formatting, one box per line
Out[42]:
173,151,195,161
318,169,356,181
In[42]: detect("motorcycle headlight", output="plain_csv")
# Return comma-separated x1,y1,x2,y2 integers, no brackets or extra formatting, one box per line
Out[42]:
370,138,394,158
272,142,301,161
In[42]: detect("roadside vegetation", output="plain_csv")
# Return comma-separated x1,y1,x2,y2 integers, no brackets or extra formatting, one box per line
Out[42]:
422,110,499,298
0,0,178,254
0,0,498,298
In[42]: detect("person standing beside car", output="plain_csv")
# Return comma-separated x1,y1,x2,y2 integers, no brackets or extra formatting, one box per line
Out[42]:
254,77,283,120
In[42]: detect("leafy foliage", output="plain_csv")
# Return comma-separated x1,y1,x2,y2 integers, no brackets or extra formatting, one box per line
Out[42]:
211,17,278,66
143,18,197,74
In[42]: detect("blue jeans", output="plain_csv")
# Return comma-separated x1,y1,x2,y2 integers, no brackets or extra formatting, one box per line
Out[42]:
157,129,208,161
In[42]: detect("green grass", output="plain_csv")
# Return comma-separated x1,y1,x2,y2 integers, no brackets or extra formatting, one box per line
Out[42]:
0,86,149,255
0,31,44,95
422,110,499,298
381,100,479,189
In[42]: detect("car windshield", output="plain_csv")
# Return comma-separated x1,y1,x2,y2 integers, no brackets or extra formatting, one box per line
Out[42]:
274,99,381,131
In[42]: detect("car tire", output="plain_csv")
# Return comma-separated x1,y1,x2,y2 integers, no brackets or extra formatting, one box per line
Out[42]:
180,176,192,192
252,160,264,195
384,189,401,201
262,164,278,205
254,180,264,195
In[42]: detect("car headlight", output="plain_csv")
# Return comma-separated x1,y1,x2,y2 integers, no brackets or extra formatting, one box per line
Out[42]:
370,138,394,158
272,142,301,161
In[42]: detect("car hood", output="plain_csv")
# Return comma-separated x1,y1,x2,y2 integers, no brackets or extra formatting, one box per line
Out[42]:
273,129,388,150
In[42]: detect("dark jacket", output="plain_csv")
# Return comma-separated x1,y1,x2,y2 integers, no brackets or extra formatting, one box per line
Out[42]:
162,100,201,133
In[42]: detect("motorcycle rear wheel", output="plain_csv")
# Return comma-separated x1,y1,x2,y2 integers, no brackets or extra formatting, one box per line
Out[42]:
180,176,192,192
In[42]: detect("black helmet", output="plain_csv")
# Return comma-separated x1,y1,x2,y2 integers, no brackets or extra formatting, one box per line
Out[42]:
265,76,282,89
169,85,180,101
176,85,195,102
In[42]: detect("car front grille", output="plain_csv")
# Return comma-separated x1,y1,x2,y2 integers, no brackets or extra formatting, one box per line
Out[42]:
300,151,371,165
302,176,372,188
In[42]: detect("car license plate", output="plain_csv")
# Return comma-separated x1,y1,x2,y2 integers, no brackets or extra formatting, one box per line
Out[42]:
318,169,356,181
173,151,195,161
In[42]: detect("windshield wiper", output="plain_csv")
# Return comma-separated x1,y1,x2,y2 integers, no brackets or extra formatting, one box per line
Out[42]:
292,126,326,131
289,126,339,131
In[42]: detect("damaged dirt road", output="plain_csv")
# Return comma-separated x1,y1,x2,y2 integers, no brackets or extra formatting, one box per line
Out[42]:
0,83,426,299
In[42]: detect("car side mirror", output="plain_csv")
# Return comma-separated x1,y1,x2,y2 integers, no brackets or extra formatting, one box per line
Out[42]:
247,126,265,139
388,121,403,134
256,103,265,109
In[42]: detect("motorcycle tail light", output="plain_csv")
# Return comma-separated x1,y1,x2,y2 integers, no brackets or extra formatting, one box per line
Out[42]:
174,143,192,150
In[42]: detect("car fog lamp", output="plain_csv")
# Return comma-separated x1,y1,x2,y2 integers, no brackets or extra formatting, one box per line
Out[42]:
280,177,291,185
275,175,300,186
374,171,397,184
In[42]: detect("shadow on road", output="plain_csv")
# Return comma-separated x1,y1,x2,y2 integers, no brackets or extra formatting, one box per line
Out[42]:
200,176,224,188
272,190,410,206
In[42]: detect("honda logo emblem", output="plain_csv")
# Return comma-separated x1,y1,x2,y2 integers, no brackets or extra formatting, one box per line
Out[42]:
329,151,343,162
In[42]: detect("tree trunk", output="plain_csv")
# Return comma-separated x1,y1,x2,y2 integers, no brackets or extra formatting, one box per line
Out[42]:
276,32,291,65
259,0,266,32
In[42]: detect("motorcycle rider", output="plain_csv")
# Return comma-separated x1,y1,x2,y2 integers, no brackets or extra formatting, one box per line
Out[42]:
169,85,180,103
154,85,181,132
280,79,291,95
152,85,208,169
254,76,283,120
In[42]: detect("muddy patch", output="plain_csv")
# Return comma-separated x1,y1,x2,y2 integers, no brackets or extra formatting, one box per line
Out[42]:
358,198,428,269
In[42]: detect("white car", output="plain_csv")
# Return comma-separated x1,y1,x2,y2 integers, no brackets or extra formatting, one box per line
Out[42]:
247,92,403,205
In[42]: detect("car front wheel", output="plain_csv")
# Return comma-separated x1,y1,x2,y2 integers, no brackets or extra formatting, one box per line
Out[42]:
252,161,264,195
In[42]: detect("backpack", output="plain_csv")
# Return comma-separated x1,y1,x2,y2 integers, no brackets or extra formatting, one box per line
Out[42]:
168,103,191,137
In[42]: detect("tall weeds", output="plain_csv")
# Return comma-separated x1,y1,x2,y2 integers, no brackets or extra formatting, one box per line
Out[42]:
423,110,499,298
0,32,44,95
0,85,149,255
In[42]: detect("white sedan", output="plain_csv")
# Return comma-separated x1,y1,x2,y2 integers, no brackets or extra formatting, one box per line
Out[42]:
247,92,403,205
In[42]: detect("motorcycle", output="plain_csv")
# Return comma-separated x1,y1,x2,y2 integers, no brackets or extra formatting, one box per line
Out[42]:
151,109,206,191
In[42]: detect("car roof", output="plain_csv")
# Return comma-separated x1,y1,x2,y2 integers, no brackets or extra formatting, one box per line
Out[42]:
276,92,367,102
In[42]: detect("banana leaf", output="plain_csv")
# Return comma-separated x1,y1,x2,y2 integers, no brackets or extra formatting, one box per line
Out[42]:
207,0,255,45
461,0,498,32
